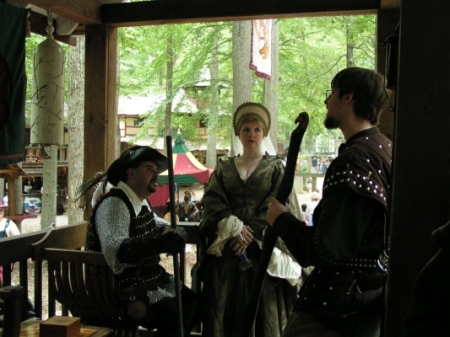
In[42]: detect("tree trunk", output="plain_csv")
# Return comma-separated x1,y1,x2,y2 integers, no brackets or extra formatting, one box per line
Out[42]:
264,20,279,155
206,36,219,168
231,21,252,156
164,33,174,153
346,17,356,67
67,37,85,224
13,163,23,214
41,146,57,228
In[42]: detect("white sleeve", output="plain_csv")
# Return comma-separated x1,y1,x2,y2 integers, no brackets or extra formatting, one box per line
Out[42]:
6,220,21,237
206,215,244,256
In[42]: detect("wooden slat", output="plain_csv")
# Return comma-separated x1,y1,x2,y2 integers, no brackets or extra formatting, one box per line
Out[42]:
26,0,101,25
102,0,380,27
42,249,108,265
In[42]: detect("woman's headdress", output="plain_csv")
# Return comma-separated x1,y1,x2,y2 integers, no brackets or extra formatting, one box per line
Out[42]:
233,102,271,137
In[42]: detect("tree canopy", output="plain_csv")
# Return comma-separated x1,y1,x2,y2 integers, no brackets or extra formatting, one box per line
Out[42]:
117,15,376,150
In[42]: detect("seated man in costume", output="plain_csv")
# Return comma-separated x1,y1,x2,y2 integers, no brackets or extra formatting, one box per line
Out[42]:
84,145,197,337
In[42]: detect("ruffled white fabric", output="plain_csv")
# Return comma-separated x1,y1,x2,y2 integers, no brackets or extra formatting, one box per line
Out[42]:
206,215,244,257
255,239,302,286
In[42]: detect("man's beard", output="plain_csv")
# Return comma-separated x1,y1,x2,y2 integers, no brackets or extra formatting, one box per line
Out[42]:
147,180,158,193
324,115,339,129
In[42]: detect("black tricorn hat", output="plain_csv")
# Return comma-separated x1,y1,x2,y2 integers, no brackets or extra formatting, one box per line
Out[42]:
107,146,168,185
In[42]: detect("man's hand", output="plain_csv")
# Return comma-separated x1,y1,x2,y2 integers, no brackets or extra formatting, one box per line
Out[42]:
266,197,290,226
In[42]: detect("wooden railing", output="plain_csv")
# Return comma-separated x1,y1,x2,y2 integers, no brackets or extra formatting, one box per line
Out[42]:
294,172,325,193
0,230,47,320
24,145,69,165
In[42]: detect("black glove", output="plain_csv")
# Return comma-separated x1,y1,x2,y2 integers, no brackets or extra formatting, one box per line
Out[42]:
160,231,186,255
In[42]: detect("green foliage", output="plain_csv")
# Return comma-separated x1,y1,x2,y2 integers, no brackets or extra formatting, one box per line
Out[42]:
117,15,375,149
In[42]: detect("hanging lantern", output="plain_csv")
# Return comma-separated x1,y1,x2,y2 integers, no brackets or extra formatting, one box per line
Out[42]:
30,10,65,146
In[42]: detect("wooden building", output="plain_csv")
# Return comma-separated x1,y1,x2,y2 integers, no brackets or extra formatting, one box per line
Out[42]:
2,0,450,335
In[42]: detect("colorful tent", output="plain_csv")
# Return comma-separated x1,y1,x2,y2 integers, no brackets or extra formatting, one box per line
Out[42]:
158,135,212,185
148,136,212,208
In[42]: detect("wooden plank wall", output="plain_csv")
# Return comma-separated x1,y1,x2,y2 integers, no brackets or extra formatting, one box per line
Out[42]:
385,1,450,335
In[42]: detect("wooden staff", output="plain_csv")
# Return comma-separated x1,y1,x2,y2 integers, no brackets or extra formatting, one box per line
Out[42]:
239,112,309,337
166,135,184,337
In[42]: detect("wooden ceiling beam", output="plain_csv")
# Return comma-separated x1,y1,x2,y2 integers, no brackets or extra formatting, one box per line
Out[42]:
28,11,77,46
381,0,401,9
102,0,381,27
26,0,101,25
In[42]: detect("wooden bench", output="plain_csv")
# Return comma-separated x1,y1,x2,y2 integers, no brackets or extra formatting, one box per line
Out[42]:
32,222,141,337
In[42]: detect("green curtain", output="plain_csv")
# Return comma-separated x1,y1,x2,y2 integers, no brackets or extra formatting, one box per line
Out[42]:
0,3,26,164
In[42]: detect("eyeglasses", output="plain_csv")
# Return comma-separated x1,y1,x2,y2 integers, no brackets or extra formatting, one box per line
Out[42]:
325,89,339,100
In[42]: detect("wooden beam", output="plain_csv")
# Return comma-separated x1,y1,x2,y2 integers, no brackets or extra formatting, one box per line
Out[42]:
28,11,77,46
102,0,380,27
84,24,117,219
381,0,401,9
26,0,101,25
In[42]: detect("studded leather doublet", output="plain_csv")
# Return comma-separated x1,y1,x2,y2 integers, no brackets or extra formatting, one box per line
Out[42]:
323,128,392,210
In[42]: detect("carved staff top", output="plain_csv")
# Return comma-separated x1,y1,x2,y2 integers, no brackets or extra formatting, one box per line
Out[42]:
238,112,309,337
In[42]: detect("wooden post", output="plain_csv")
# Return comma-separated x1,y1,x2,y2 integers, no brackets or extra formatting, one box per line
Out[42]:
84,24,118,218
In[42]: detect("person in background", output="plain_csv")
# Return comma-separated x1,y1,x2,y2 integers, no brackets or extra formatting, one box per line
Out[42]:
0,200,37,318
195,199,204,221
305,191,320,226
300,204,309,226
311,156,318,172
23,179,32,194
267,67,391,337
0,200,20,287
198,102,302,337
79,145,198,337
176,192,198,222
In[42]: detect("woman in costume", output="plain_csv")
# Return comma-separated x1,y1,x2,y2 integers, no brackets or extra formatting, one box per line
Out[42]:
198,102,303,337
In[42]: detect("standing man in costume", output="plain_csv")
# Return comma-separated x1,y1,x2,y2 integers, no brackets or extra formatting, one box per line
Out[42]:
267,67,392,337
84,145,197,337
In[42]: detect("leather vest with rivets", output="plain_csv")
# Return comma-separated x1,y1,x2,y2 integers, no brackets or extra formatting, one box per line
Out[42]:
87,188,169,290
323,127,392,210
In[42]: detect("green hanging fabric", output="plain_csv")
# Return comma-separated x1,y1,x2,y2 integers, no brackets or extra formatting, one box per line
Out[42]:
0,2,27,164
